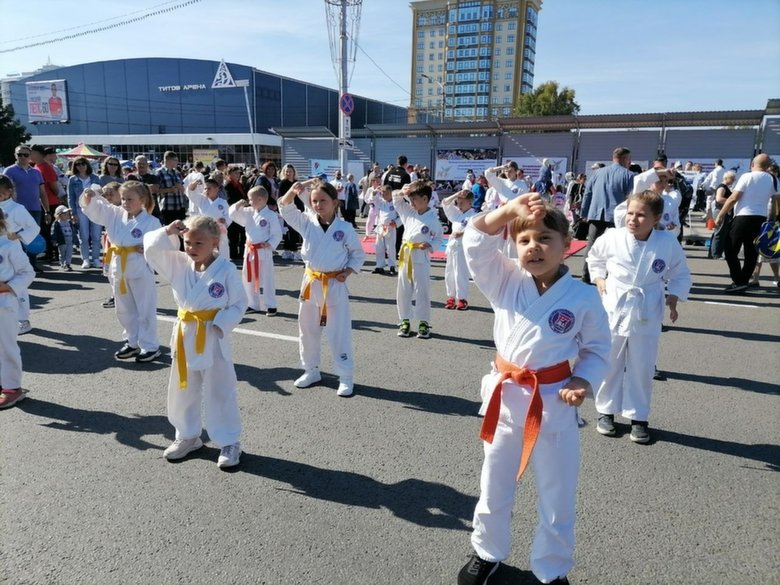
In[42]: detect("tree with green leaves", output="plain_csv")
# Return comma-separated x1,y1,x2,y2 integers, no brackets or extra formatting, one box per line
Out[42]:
513,81,580,117
0,97,30,166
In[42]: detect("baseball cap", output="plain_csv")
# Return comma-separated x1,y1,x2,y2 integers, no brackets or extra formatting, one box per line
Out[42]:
54,205,70,217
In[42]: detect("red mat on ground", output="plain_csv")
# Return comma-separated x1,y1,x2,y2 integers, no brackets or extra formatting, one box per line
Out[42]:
360,236,588,260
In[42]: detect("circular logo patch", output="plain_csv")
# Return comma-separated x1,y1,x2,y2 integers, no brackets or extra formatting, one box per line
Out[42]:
511,186,519,194
460,219,468,227
389,205,394,211
0,254,4,265
218,204,224,211
333,230,345,242
421,225,430,234
208,282,225,298
548,309,575,334
663,212,670,221
652,259,666,273
131,228,142,239
259,219,267,227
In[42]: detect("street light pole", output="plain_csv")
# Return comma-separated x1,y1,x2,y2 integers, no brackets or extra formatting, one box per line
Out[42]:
421,73,445,122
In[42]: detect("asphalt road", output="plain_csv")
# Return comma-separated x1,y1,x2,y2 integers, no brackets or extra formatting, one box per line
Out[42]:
2,222,779,585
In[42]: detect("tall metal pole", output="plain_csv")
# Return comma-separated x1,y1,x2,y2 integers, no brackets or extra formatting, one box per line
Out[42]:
338,0,348,174
237,80,259,168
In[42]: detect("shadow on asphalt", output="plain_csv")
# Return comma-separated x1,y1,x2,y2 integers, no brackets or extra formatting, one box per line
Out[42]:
489,564,540,585
670,325,780,344
197,449,479,531
234,364,300,396
653,428,780,471
356,383,480,417
664,370,780,395
16,398,172,450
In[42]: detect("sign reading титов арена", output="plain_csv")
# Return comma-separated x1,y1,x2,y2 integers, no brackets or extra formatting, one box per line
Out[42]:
158,84,207,92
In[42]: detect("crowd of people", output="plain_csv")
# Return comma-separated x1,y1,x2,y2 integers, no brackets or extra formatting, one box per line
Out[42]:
1,142,778,585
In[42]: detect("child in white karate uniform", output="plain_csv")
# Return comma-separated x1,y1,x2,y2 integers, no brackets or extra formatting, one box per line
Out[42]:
99,182,122,309
458,195,611,585
185,177,231,258
371,185,399,275
0,176,40,335
144,215,246,468
229,186,283,315
587,190,691,444
278,179,365,397
442,189,476,311
81,181,162,362
394,181,444,339
364,175,382,238
0,209,35,409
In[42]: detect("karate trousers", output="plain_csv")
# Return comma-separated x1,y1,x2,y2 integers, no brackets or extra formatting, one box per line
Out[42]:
444,242,470,300
242,248,277,311
595,332,659,422
114,274,159,352
0,307,23,389
167,348,241,448
298,280,353,380
396,259,431,323
374,227,397,269
471,420,579,583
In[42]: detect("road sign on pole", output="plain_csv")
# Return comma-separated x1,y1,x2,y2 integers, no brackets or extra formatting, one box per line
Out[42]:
339,93,355,116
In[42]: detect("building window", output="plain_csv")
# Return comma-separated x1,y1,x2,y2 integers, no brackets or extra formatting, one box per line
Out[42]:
417,42,425,50
417,52,424,61
416,88,423,96
496,36,502,44
429,65,434,73
437,64,443,72
417,65,424,73
429,53,435,60
495,61,501,68
496,22,503,31
507,34,515,43
428,88,433,96
506,59,513,68
493,72,500,80
505,72,512,80
448,24,456,34
492,95,499,104
504,84,511,92
438,41,444,48
430,29,436,37
503,107,511,116
506,47,514,56
418,16,427,26
418,31,425,39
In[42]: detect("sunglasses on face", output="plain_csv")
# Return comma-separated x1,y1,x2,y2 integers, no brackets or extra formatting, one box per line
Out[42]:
17,152,30,157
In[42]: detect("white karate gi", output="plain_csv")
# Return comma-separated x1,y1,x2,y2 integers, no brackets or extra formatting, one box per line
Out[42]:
229,203,282,311
586,227,691,422
660,189,681,238
0,198,39,322
463,223,611,583
372,194,399,269
182,171,204,215
393,192,444,324
0,237,34,389
279,204,365,380
185,191,231,258
442,202,476,300
144,228,247,447
82,195,161,352
364,187,381,236
485,168,530,204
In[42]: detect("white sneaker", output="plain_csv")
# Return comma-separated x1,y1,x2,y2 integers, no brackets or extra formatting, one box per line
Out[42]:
294,369,321,388
336,379,353,397
81,260,91,269
18,320,32,335
163,437,203,460
217,442,241,468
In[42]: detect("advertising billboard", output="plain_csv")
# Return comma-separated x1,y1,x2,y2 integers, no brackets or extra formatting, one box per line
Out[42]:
26,79,68,123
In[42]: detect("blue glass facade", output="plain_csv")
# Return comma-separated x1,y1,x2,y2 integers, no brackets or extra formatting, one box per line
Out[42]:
9,58,407,137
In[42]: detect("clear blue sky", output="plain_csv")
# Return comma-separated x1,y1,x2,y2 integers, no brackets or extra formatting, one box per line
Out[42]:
0,0,778,115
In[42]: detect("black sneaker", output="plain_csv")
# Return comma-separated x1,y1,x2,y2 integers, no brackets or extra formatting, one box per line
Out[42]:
652,368,667,381
388,267,397,275
397,319,411,337
630,420,650,444
724,283,748,294
266,308,278,317
549,578,570,585
135,348,161,363
596,413,616,436
372,267,386,274
102,297,115,308
115,343,140,359
457,554,499,585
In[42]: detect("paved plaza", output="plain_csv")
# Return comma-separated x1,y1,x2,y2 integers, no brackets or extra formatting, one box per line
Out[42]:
2,222,779,585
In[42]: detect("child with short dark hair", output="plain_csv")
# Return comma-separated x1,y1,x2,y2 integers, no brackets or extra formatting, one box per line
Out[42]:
587,189,691,444
458,194,611,585
393,181,443,339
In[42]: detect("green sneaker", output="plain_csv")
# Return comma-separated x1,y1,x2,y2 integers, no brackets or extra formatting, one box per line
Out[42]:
417,321,431,339
398,319,411,337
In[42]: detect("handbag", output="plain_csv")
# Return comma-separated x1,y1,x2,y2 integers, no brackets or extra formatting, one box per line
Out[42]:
754,219,780,260
23,234,47,255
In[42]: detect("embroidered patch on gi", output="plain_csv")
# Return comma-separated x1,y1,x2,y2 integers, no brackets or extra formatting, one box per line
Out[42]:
259,219,267,227
652,259,666,273
131,228,142,238
421,225,430,234
511,186,519,194
333,230,345,242
340,353,348,361
548,309,575,334
218,204,224,210
208,282,225,298
389,205,394,211
0,255,4,264
460,219,468,227
663,212,670,221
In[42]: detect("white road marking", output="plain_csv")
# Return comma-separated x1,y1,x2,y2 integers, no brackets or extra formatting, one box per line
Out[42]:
156,315,298,342
702,301,761,309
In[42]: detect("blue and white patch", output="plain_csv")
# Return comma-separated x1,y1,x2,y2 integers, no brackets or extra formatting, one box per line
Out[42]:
460,219,468,227
259,219,268,227
0,254,4,265
548,309,575,334
663,212,670,221
652,259,666,273
511,186,519,194
340,353,348,361
217,204,224,211
131,228,143,239
421,225,430,234
208,282,225,298
333,230,345,242
389,205,394,211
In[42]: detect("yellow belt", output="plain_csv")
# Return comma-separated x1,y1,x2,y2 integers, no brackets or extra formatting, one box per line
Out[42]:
104,245,139,295
398,242,428,283
176,308,219,389
302,268,342,326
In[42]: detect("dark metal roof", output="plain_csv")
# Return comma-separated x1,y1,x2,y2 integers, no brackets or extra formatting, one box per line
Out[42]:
270,126,335,138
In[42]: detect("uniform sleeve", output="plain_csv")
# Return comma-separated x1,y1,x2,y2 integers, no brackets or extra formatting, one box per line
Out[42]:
5,241,35,297
484,168,512,202
463,218,519,306
81,194,118,226
442,201,461,223
228,203,249,227
279,201,307,235
585,229,610,281
572,288,611,391
142,226,186,284
344,225,366,275
665,240,692,301
428,217,444,252
213,265,248,336
267,210,283,249
392,191,414,222
11,205,41,245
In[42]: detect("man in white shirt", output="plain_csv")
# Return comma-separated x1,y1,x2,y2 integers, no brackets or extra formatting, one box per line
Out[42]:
715,154,777,292
331,170,345,215
703,159,726,193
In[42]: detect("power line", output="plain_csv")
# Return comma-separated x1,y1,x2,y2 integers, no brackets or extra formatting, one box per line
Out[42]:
0,0,203,55
352,39,411,99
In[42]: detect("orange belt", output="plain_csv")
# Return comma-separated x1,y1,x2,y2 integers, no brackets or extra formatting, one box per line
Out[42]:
176,308,219,389
480,353,572,480
245,242,265,294
398,241,428,283
301,268,342,326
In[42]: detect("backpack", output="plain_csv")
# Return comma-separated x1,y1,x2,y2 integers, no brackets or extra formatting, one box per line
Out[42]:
674,174,694,212
754,220,780,260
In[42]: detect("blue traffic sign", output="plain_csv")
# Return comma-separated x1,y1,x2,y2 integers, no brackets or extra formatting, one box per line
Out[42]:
339,93,355,116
